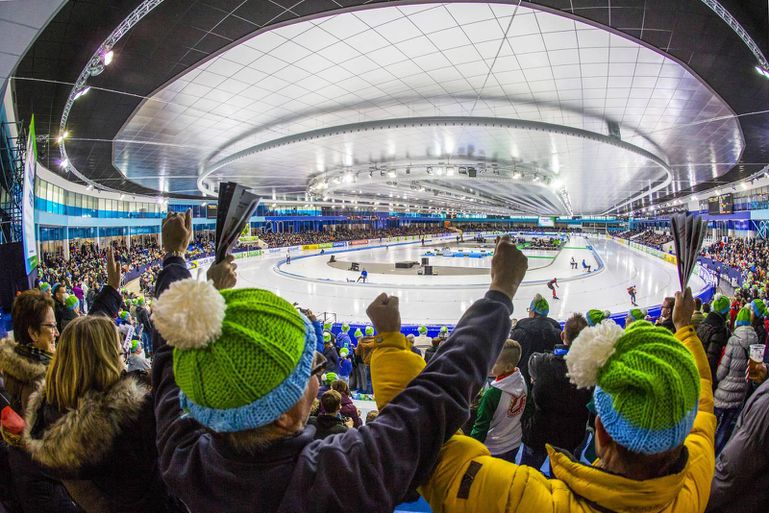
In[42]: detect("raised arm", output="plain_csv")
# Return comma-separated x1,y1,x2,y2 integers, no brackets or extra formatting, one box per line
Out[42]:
88,247,122,318
150,211,206,483
280,236,527,512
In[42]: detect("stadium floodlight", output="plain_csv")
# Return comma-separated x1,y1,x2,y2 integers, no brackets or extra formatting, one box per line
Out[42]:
59,158,69,168
512,172,521,179
103,50,114,66
755,65,769,79
73,86,91,100
387,170,396,178
446,167,455,176
551,179,563,190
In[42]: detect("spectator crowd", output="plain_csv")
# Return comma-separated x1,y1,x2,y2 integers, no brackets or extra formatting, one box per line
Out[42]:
1,215,767,513
616,228,674,250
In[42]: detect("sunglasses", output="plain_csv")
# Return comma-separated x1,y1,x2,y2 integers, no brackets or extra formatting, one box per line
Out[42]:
311,351,327,378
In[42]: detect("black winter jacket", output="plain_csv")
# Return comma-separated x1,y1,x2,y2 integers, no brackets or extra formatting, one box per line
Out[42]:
308,414,348,440
522,347,592,451
510,316,561,386
696,311,730,381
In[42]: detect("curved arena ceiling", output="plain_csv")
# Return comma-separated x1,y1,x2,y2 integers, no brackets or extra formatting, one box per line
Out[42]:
12,0,769,215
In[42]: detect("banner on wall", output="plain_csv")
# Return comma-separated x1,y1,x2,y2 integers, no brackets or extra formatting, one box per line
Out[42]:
22,116,38,274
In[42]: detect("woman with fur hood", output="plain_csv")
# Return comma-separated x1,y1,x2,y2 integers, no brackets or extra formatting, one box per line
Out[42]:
23,315,182,513
0,288,81,512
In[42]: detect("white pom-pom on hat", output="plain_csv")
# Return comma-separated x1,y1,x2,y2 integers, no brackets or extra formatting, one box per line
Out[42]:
565,319,624,388
152,278,226,350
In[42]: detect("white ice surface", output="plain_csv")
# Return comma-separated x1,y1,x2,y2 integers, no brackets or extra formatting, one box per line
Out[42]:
211,236,706,325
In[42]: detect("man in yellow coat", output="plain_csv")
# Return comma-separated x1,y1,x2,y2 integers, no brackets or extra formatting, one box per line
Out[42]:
370,286,716,513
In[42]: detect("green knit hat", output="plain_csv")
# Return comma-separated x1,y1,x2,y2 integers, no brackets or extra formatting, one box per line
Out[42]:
627,308,647,324
341,323,350,332
712,295,730,315
439,326,448,334
118,310,129,321
324,372,338,385
365,326,374,336
39,282,51,293
323,332,331,344
586,309,611,326
136,296,145,306
751,299,766,319
153,279,316,433
353,328,363,338
529,294,549,316
323,321,333,331
736,306,752,327
418,325,427,334
567,320,700,455
65,295,79,310
339,348,349,357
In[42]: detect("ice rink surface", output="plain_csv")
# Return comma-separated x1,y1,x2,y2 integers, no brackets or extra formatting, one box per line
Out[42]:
218,236,706,325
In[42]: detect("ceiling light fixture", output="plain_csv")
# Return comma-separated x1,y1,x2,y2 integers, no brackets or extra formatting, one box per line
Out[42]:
73,86,91,100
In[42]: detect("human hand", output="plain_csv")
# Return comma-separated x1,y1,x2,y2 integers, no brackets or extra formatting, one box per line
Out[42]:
490,235,528,300
106,247,121,290
162,209,193,254
672,287,695,331
366,293,401,333
206,254,237,290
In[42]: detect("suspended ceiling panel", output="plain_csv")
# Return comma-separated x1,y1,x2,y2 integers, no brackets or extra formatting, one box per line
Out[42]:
113,1,742,214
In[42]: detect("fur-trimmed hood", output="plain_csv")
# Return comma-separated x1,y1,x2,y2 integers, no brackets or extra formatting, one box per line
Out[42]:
24,375,150,472
0,337,47,384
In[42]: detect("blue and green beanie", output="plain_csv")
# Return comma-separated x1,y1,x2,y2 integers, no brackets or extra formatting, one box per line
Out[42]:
736,307,752,327
39,282,51,294
530,294,549,316
751,299,766,320
712,296,730,315
65,295,79,311
586,309,611,327
153,278,317,433
567,320,700,455
118,310,130,321
626,308,647,324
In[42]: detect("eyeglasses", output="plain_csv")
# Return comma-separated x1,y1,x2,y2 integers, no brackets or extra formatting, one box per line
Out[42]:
311,351,327,378
41,323,58,332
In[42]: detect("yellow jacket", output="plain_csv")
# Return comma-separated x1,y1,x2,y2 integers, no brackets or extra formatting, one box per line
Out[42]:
370,326,716,513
